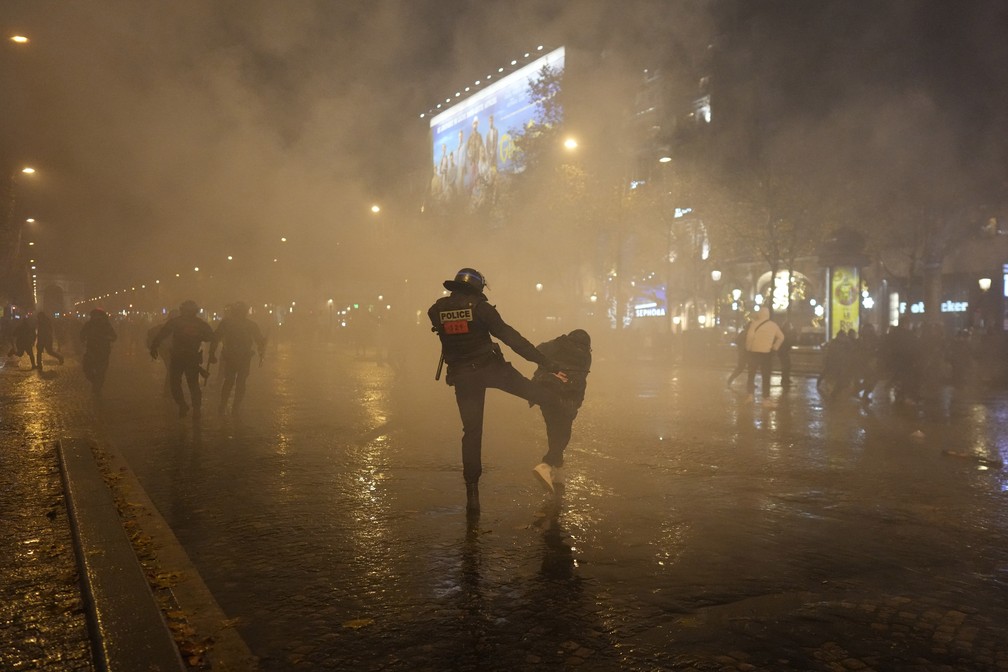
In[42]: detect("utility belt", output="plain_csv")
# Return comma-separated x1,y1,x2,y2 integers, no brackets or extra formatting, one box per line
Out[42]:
445,344,503,385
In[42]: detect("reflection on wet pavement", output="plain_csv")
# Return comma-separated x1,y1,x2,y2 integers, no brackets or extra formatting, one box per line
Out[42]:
96,343,1008,670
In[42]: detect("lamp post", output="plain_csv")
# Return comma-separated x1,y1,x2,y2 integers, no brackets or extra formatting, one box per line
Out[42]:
710,269,722,328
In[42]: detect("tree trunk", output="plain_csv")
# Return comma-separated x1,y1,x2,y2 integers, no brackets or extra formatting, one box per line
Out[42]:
923,261,943,326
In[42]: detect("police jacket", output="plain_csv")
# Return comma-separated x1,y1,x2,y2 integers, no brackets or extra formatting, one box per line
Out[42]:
428,291,550,370
211,317,266,360
150,314,213,361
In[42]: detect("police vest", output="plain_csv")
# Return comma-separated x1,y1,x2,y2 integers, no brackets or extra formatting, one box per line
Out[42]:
431,294,494,365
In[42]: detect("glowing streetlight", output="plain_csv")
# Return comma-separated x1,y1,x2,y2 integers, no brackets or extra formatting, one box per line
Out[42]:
21,167,35,175
979,277,992,292
658,155,672,163
11,35,29,44
710,269,722,282
371,204,381,214
563,137,578,151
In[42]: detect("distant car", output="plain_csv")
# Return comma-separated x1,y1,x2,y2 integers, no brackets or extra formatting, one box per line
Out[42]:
794,328,825,350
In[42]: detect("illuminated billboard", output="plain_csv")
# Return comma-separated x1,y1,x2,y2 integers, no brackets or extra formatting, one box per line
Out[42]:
428,46,565,211
829,266,859,338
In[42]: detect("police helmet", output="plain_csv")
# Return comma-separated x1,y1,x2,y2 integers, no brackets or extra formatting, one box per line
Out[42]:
180,299,199,315
443,268,487,294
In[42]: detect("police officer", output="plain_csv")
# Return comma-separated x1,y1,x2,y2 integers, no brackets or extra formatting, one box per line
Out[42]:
428,268,571,514
149,300,214,419
209,301,267,417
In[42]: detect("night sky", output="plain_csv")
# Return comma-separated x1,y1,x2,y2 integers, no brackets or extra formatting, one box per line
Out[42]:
2,1,1005,303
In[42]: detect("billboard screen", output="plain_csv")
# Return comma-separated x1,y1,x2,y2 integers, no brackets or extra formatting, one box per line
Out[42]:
428,47,565,211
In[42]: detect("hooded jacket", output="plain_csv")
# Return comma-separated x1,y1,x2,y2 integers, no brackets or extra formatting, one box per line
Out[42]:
745,307,785,354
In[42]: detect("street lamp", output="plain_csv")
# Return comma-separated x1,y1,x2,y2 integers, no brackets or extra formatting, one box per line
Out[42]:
710,269,722,327
10,35,29,44
978,277,992,292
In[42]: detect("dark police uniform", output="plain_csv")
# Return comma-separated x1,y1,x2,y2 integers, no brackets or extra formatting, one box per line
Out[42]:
428,279,567,490
150,301,214,417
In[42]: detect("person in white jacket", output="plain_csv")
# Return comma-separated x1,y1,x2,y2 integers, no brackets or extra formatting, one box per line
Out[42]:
745,305,785,398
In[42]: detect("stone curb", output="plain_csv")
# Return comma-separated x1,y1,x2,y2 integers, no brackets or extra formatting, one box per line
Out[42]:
58,437,186,671
58,436,259,672
90,436,259,671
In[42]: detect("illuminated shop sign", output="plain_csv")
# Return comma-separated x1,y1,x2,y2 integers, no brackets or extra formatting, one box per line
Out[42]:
898,300,969,314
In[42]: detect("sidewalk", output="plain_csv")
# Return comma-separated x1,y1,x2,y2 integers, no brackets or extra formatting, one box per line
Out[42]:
0,356,254,671
1,359,96,671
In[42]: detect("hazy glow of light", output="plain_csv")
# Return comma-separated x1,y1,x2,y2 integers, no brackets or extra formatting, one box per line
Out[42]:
280,236,287,242
563,137,578,150
658,155,672,163
227,255,233,261
11,35,29,43
21,167,35,174
26,218,35,223
371,204,381,213
193,267,199,272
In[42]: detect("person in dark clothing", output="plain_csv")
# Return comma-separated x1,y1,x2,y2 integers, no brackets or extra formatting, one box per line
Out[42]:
428,268,571,514
777,322,795,387
34,311,64,370
80,309,117,395
9,315,37,369
149,299,214,419
209,301,267,417
726,324,749,387
530,329,591,493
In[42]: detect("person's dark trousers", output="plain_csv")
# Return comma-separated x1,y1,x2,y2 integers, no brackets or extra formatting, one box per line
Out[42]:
220,355,253,412
727,351,746,385
453,360,566,484
169,359,202,411
778,348,792,386
746,351,774,395
540,403,575,467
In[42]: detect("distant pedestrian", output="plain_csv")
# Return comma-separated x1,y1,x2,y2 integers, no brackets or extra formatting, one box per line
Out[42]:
744,306,784,400
147,310,178,397
778,322,796,388
531,329,592,494
80,309,117,395
9,314,37,369
34,311,65,370
209,301,267,417
428,267,571,514
726,324,749,387
149,300,214,419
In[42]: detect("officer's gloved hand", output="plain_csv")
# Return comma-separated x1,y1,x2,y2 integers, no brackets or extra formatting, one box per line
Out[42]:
544,360,569,383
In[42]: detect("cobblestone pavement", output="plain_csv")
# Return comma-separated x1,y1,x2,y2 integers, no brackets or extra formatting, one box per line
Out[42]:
0,356,94,672
5,340,1008,671
86,340,1008,672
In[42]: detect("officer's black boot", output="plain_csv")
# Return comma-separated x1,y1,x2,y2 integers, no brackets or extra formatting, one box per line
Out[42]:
466,482,480,513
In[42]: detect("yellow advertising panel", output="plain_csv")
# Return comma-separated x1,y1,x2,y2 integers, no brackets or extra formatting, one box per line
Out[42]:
830,266,859,339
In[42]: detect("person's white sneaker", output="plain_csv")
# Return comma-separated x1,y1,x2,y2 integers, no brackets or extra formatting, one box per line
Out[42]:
533,463,555,493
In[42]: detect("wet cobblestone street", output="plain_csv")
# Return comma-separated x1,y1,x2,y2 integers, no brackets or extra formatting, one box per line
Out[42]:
1,359,94,672
4,340,1008,671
